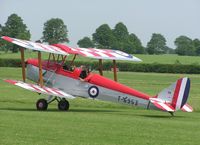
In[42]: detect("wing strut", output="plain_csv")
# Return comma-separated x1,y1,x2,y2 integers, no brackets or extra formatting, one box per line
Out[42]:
113,60,118,82
20,48,26,82
38,51,44,87
70,54,77,66
98,59,103,76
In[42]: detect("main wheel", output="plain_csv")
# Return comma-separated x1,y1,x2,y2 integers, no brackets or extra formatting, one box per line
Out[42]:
58,99,69,111
36,99,48,111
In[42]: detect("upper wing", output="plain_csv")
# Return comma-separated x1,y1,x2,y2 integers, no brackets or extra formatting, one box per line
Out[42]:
5,79,75,99
1,36,69,55
53,44,142,61
2,36,142,61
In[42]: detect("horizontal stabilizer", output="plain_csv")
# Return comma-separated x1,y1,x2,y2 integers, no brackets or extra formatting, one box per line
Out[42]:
150,98,175,112
4,79,75,99
181,104,193,112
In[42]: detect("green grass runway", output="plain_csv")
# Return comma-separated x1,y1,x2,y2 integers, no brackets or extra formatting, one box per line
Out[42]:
0,67,200,145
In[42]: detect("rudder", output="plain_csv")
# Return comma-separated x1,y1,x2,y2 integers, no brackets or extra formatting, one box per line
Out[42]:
171,77,190,110
151,77,191,112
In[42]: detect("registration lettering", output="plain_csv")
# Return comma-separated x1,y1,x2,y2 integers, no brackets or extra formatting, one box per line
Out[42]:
118,96,138,106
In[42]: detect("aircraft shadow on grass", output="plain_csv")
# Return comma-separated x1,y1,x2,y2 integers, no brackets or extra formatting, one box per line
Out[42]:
0,107,121,113
136,114,186,118
0,107,188,118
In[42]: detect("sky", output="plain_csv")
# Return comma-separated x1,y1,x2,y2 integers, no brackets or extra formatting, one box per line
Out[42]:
1,0,200,48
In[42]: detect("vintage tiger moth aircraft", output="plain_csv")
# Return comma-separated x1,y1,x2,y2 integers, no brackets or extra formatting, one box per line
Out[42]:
1,36,193,115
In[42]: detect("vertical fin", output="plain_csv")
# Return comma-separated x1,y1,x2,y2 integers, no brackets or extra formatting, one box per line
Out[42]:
171,78,190,110
152,77,191,112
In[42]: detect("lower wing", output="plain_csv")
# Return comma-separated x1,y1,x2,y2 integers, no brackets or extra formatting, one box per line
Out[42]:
4,79,75,99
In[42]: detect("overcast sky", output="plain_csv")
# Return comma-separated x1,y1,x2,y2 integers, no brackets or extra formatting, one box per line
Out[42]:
1,0,200,48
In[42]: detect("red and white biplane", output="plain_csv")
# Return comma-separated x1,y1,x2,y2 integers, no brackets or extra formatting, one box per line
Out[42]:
1,36,193,115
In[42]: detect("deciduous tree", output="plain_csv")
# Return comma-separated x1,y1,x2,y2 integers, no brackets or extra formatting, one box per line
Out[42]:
127,33,145,54
112,22,129,51
112,22,129,42
0,24,2,35
77,37,94,48
42,18,69,44
193,39,200,55
146,33,167,54
92,24,114,49
175,36,195,56
112,22,144,54
1,13,30,52
91,22,145,54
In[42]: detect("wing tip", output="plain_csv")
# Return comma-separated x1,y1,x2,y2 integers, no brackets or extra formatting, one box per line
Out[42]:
134,57,142,62
4,79,17,85
181,104,193,112
1,36,13,42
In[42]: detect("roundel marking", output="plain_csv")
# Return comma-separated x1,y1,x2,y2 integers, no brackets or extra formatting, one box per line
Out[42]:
88,86,99,98
115,50,132,58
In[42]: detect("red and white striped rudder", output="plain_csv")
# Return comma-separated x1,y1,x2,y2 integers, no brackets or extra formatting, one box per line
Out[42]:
150,77,192,112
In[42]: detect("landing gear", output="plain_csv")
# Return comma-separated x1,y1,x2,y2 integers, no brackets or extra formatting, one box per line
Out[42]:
169,111,174,116
36,99,48,110
36,97,70,111
58,99,69,111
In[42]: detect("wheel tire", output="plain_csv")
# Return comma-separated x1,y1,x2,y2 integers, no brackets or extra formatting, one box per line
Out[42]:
58,99,69,111
36,99,48,111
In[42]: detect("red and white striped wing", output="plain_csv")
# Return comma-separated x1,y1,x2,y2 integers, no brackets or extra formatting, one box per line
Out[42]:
75,48,142,61
2,36,141,61
1,36,69,55
53,44,142,61
4,79,75,99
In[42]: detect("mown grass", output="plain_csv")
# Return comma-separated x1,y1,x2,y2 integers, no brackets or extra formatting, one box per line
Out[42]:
0,67,200,145
1,51,200,65
135,54,200,65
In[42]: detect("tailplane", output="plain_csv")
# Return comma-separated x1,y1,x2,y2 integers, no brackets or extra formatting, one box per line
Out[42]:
150,77,193,112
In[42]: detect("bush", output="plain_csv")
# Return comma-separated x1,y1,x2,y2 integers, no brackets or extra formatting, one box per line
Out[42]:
0,59,22,67
1,58,200,74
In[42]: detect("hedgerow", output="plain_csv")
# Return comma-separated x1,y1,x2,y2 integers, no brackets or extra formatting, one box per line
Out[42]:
1,58,200,74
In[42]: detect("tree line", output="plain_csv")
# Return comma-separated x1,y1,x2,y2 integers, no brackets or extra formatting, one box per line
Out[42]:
0,13,200,56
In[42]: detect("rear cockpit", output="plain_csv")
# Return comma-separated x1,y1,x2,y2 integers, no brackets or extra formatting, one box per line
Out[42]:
26,53,90,80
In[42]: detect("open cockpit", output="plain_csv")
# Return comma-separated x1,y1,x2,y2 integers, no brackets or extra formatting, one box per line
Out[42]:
26,53,90,82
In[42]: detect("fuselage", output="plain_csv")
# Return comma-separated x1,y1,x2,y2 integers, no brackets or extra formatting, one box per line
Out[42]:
26,59,156,110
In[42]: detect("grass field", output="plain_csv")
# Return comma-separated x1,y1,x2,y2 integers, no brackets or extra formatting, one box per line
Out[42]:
1,51,200,65
0,67,200,145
